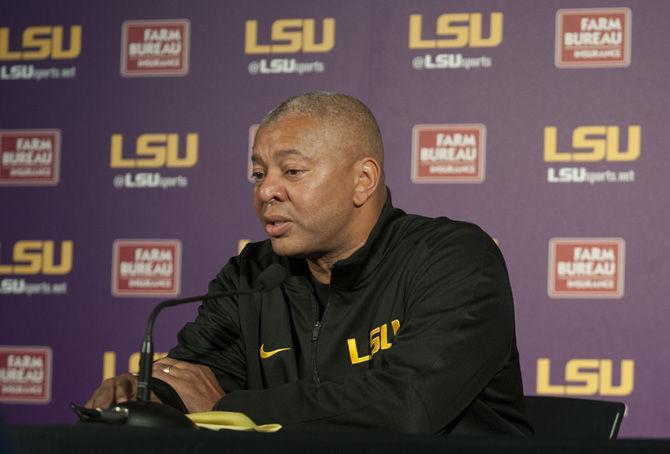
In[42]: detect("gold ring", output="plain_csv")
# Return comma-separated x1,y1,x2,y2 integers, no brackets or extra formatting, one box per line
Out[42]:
162,365,172,374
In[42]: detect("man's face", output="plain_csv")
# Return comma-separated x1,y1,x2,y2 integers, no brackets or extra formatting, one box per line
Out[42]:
251,114,358,259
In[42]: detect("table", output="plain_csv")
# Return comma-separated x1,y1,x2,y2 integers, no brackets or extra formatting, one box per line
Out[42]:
9,425,670,454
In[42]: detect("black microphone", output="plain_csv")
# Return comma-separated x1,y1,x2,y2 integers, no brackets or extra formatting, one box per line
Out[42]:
136,263,288,404
73,264,287,428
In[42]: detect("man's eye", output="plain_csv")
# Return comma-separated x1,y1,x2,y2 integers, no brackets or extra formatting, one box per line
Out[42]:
286,169,304,177
251,171,265,182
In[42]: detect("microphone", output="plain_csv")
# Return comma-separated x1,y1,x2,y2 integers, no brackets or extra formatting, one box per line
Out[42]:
136,263,288,404
74,264,287,428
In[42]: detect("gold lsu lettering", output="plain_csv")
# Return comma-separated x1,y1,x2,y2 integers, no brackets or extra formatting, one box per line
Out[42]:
245,18,335,54
544,126,641,162
409,13,503,49
110,133,199,168
536,358,634,397
348,320,400,364
0,26,82,61
102,351,167,380
0,240,73,275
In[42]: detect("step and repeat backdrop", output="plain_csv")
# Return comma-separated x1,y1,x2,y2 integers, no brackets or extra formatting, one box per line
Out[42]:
1,0,668,437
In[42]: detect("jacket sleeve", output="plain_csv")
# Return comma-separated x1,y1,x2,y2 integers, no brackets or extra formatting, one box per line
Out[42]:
214,227,519,433
168,258,247,393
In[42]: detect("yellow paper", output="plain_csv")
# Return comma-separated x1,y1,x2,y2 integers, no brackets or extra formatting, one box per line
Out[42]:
187,411,282,432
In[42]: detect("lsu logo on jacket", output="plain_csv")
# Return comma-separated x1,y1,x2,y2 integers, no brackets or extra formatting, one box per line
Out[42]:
348,320,400,364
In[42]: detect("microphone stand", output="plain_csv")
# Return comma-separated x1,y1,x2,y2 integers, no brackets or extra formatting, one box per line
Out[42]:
114,289,260,429
81,264,287,428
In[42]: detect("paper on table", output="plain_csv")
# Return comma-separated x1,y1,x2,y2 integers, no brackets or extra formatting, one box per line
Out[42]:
187,411,282,432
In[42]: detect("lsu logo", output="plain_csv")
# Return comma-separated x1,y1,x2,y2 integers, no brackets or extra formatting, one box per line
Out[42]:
0,241,73,275
0,129,60,186
0,26,82,61
112,239,181,297
537,358,634,397
348,320,400,364
409,13,503,49
0,346,52,403
548,238,624,298
544,126,641,162
412,124,486,183
555,8,631,68
245,18,335,54
121,19,190,76
110,133,198,168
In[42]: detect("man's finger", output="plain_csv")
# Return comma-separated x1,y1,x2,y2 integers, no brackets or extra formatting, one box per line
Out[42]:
86,379,115,409
153,362,187,379
150,365,184,397
113,377,133,403
110,374,135,404
84,395,94,408
154,357,179,366
152,357,185,373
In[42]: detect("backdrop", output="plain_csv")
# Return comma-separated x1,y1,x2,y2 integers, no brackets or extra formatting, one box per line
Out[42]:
1,0,668,438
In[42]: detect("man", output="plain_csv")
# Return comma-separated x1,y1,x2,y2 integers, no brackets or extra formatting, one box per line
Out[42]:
87,92,532,435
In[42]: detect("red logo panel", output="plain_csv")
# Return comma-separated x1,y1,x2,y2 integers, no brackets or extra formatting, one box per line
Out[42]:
0,130,60,186
121,19,190,76
112,239,181,297
555,8,631,68
548,238,625,298
0,346,52,403
412,124,485,183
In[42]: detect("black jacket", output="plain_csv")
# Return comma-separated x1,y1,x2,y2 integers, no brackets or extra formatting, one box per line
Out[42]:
170,195,532,435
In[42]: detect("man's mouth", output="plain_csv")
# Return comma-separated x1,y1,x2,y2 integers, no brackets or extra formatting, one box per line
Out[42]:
265,219,291,237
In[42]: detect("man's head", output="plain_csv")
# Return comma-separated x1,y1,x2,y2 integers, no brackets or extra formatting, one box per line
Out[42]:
251,92,386,263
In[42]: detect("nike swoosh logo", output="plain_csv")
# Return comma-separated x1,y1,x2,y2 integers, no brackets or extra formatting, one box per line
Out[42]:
260,344,291,359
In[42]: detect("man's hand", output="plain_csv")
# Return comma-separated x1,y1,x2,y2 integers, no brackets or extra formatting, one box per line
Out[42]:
153,358,225,413
85,372,155,409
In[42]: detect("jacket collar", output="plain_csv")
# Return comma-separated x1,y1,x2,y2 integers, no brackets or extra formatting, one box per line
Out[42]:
282,188,404,292
329,188,404,291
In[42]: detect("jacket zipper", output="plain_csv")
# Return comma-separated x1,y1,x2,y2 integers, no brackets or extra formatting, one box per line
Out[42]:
310,294,330,386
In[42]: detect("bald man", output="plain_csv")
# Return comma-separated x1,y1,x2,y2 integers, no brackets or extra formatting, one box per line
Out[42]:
86,92,532,436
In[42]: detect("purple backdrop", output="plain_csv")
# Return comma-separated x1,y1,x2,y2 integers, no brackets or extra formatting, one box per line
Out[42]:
1,0,668,437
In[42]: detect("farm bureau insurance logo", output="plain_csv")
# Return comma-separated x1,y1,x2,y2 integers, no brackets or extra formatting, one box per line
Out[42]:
555,8,631,68
544,125,640,184
121,19,190,76
536,358,634,397
0,25,81,81
548,238,625,298
412,124,485,183
0,130,60,185
0,346,52,403
244,18,334,75
112,239,181,297
0,240,73,296
409,12,502,71
109,132,198,189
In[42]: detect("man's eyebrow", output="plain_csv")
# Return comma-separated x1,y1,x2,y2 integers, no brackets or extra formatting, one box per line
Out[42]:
251,149,308,164
274,149,306,159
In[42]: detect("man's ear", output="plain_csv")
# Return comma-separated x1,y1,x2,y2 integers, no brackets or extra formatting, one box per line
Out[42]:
353,157,382,207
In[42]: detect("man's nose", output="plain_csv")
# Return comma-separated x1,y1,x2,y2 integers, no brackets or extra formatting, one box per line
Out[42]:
257,171,285,203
